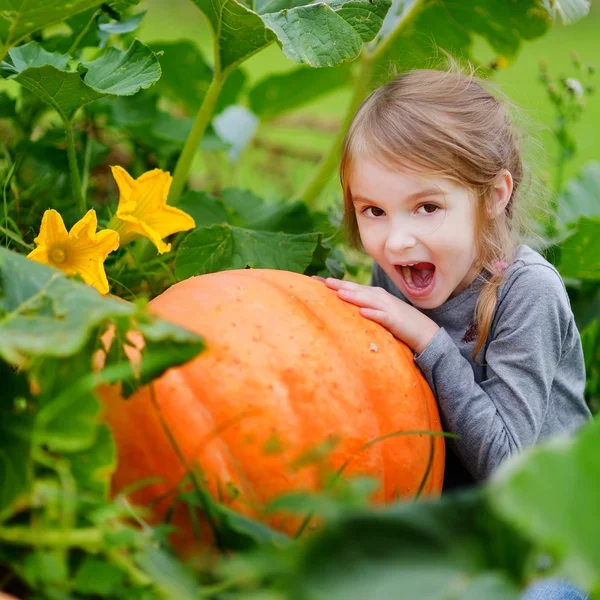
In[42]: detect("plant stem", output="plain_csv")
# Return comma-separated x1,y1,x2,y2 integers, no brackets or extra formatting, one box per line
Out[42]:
297,0,426,209
0,526,102,549
299,54,374,209
65,121,87,216
169,73,226,206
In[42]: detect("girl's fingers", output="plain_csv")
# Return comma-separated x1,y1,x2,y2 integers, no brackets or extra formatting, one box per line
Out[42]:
311,275,327,283
337,287,384,310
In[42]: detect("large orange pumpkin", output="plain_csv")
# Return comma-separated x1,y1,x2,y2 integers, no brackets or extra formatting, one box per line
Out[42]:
100,269,444,550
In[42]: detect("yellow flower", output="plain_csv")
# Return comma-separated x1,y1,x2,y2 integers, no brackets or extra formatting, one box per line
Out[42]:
107,166,196,254
27,209,120,295
496,56,510,70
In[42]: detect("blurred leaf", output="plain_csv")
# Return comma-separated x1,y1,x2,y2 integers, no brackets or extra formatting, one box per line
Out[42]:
249,63,352,119
558,162,600,232
0,39,161,122
97,9,145,33
0,247,202,368
0,360,34,510
550,0,591,24
221,188,314,233
0,90,16,117
372,0,581,75
74,556,126,595
291,490,527,600
150,40,246,115
134,546,199,600
213,105,259,162
489,418,600,592
0,0,105,50
178,190,233,228
174,224,320,279
557,217,600,281
69,423,115,496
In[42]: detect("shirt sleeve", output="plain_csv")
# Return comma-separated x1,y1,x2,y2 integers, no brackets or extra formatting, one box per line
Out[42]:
414,264,575,482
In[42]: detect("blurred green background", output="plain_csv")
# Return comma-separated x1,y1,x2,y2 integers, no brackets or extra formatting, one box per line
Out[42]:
135,0,599,209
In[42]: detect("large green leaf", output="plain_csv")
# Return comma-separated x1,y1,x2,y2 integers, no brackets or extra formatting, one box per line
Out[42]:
557,162,600,232
488,419,600,593
249,63,352,119
290,490,528,600
190,0,391,71
0,246,202,368
372,0,590,74
0,0,106,51
261,0,390,67
0,39,161,122
174,224,320,279
557,217,600,281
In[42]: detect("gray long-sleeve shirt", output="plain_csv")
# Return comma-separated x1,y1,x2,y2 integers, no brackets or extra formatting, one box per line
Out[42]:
371,244,591,490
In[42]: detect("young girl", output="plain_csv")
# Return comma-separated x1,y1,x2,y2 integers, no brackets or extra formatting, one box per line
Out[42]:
319,68,591,600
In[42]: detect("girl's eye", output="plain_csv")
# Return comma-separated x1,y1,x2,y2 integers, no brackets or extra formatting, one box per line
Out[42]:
417,203,439,215
362,206,385,217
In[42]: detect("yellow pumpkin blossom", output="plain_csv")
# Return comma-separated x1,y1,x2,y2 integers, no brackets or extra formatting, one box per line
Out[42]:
27,209,120,295
107,166,195,254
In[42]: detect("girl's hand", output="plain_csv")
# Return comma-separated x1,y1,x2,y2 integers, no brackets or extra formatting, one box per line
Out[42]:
316,277,440,355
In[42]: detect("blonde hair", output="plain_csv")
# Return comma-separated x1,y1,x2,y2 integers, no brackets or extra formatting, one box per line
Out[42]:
340,66,546,359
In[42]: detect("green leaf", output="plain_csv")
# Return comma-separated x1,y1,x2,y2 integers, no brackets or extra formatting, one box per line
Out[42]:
0,247,202,368
178,190,233,228
174,224,320,279
73,556,126,596
488,418,600,592
150,40,246,115
134,547,199,600
0,39,161,122
97,9,145,33
292,490,527,600
221,188,314,233
0,360,34,510
372,0,582,74
249,63,352,119
69,423,115,497
557,217,600,281
261,0,390,67
81,39,161,95
190,0,277,73
0,0,106,50
558,162,600,232
191,0,391,71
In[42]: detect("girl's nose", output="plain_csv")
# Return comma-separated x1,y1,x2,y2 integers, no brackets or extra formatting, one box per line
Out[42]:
385,227,417,254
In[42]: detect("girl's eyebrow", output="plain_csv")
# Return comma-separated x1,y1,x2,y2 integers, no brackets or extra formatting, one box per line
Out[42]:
351,188,445,204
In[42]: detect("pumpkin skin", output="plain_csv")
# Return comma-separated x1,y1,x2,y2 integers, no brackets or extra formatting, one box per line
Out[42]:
100,269,444,549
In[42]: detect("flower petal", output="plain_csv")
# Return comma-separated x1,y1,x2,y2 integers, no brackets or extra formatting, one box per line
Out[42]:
33,209,69,248
127,169,172,216
69,209,99,240
111,165,136,208
143,204,196,239
116,212,171,253
27,245,50,264
71,255,111,294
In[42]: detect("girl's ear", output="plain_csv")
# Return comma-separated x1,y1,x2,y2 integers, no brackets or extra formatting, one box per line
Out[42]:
489,170,513,218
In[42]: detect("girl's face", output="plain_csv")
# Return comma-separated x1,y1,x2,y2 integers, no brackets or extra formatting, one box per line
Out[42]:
349,156,480,310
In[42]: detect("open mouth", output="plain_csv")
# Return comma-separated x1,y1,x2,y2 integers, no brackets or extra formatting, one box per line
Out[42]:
395,262,436,296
